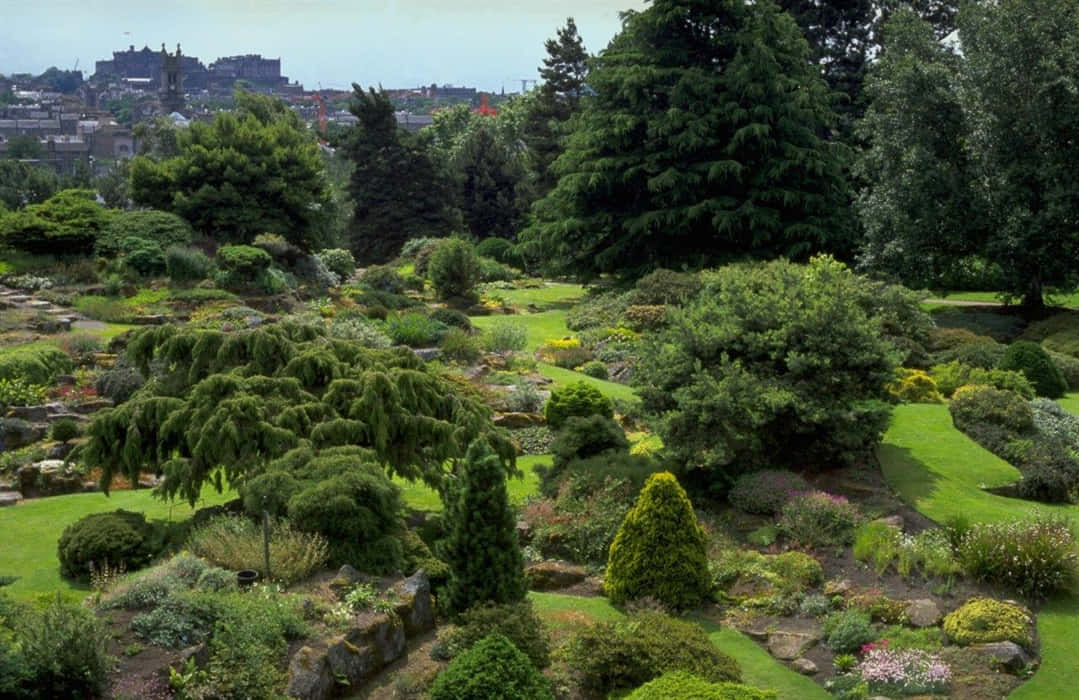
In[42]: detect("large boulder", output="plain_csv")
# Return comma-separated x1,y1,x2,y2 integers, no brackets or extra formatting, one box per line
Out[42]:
767,631,820,660
525,561,588,591
0,418,47,449
0,492,21,507
971,641,1034,674
493,412,546,429
905,599,942,628
285,646,334,700
392,570,435,637
16,460,83,498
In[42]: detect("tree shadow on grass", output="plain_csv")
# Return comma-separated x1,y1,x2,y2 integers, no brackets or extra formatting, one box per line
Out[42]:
876,443,944,508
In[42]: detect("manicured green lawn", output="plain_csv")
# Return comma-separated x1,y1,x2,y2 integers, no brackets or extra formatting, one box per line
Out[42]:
936,290,1079,308
394,454,545,512
0,486,235,600
530,593,828,699
483,282,586,310
537,362,639,403
879,402,1079,699
470,309,573,352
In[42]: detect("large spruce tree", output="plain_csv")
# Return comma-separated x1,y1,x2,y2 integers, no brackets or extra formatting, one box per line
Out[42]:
520,0,850,280
344,86,457,263
439,439,526,616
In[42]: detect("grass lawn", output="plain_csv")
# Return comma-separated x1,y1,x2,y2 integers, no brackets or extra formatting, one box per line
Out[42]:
530,593,828,699
937,290,1079,308
483,282,586,310
537,362,639,403
0,486,235,600
470,309,573,352
394,454,545,512
879,401,1079,699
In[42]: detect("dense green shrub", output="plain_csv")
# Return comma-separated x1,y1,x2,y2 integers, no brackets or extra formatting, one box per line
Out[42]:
478,256,518,282
711,549,824,600
627,673,776,700
567,290,632,331
523,475,637,565
483,318,528,353
327,316,393,348
630,269,702,305
624,304,668,331
504,383,544,414
0,378,47,407
539,338,593,369
1047,350,1079,389
96,209,193,257
94,358,145,404
779,491,862,548
360,264,405,293
434,600,550,668
316,248,356,281
727,470,810,515
165,246,215,283
118,235,167,277
606,472,711,609
431,308,472,330
475,237,524,268
942,598,1034,648
956,517,1078,599
545,381,613,430
440,328,483,365
636,257,900,484
540,415,629,495
386,312,448,346
1000,341,1068,398
216,244,273,288
440,440,525,615
50,418,81,443
823,609,877,653
429,238,481,303
577,360,609,379
1020,312,1079,357
0,344,73,385
887,368,943,403
252,232,302,263
57,509,160,581
949,384,1034,434
567,612,741,694
0,189,113,254
430,633,552,700
930,361,1035,398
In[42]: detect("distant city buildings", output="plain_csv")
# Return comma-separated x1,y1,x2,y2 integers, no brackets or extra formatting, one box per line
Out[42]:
92,44,293,94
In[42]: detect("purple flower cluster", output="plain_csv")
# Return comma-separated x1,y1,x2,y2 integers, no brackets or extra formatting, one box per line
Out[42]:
858,648,951,695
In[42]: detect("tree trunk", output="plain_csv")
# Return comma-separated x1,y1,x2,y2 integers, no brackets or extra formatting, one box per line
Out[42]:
1021,276,1047,319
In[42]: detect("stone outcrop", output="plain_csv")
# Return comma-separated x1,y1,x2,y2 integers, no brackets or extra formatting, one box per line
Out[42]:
525,561,587,591
971,641,1034,673
905,598,942,628
392,571,435,637
493,412,545,429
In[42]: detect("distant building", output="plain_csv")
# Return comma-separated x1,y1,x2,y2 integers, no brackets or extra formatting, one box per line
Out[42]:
94,44,208,89
208,55,286,88
160,44,185,114
426,84,477,104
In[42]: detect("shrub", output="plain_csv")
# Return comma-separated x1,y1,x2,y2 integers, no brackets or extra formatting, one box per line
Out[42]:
484,319,528,353
360,264,405,294
96,209,193,257
291,253,340,289
823,610,877,653
635,257,900,482
541,414,630,493
94,358,145,404
440,328,483,365
57,509,160,581
13,593,112,698
186,515,329,585
779,491,862,548
50,418,81,443
711,550,824,600
430,633,552,700
119,236,167,277
927,327,996,354
727,470,810,515
1031,398,1079,448
627,673,776,700
475,237,523,268
606,472,711,609
478,256,518,282
0,344,73,385
857,648,951,696
0,377,47,407
504,384,544,414
434,600,550,668
216,244,272,288
887,368,942,403
317,248,356,281
429,238,481,303
577,360,608,379
540,337,593,369
327,317,393,348
430,308,472,330
440,440,526,615
1000,341,1068,398
956,517,1078,599
566,612,741,694
1048,349,1079,388
387,312,448,346
545,381,613,430
567,290,632,330
930,361,1034,398
165,246,214,283
624,304,668,331
524,475,637,565
800,594,835,618
942,598,1034,648
510,425,554,455
630,269,702,305
252,232,302,262
949,384,1034,434
846,590,908,625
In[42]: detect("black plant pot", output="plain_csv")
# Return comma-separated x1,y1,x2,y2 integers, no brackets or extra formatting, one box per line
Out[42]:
237,569,259,588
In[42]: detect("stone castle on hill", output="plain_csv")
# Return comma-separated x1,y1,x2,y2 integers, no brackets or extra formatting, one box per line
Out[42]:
94,44,289,92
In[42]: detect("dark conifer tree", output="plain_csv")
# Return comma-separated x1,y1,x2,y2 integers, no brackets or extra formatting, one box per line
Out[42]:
453,122,523,239
439,439,526,616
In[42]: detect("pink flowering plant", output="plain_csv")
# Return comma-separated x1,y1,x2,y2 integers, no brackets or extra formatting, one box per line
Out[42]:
858,647,951,696
779,490,863,548
727,469,809,514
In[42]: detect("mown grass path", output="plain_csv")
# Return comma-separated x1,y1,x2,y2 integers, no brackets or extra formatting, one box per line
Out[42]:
879,400,1079,699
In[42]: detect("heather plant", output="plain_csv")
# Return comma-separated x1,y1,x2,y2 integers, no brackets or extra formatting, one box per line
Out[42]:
779,491,862,548
857,647,951,696
956,517,1079,599
727,470,809,515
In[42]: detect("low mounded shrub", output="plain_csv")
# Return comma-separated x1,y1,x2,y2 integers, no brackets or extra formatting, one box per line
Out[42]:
440,328,483,365
949,384,1034,434
430,308,472,331
942,598,1034,649
433,600,550,669
857,648,951,696
956,517,1078,599
930,361,1034,399
94,358,146,404
778,491,862,548
317,248,356,281
483,319,528,353
627,672,777,700
545,381,613,430
430,633,552,700
823,609,877,654
50,418,81,443
0,344,73,385
727,470,810,515
166,246,214,283
887,368,942,403
577,360,609,380
630,269,702,306
711,550,824,600
0,378,47,407
624,304,668,331
186,515,329,585
1000,341,1068,398
522,475,636,565
386,312,448,347
360,264,405,294
57,510,160,581
566,612,741,694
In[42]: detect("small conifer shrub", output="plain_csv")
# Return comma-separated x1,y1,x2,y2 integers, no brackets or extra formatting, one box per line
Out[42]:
1000,341,1068,398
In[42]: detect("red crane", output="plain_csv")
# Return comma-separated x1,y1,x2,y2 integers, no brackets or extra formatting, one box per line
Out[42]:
473,92,498,117
312,91,328,136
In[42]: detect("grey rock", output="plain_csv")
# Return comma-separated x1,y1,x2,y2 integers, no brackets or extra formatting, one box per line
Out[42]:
70,398,115,414
9,405,49,422
493,412,545,429
285,646,333,700
526,561,588,591
0,492,21,507
392,570,435,637
325,635,379,687
905,598,942,628
792,658,818,675
411,347,443,362
971,641,1033,673
46,442,74,460
767,631,820,660
0,419,46,449
133,314,169,325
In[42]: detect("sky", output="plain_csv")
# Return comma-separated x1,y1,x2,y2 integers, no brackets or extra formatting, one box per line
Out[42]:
0,0,647,92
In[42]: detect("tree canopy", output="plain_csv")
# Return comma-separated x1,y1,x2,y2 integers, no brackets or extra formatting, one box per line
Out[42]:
520,0,851,280
129,90,331,250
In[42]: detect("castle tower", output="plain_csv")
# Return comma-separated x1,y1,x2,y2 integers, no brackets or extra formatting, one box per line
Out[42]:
161,43,185,114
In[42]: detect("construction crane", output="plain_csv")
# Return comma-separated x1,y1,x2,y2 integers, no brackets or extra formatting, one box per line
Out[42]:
311,88,328,138
519,78,536,93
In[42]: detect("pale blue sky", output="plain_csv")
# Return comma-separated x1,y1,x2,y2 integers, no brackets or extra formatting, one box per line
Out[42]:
0,0,646,91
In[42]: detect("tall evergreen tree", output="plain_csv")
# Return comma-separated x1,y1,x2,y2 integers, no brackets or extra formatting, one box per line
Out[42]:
521,0,850,280
453,122,523,239
523,18,589,199
440,439,526,616
344,86,457,263
855,9,983,288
